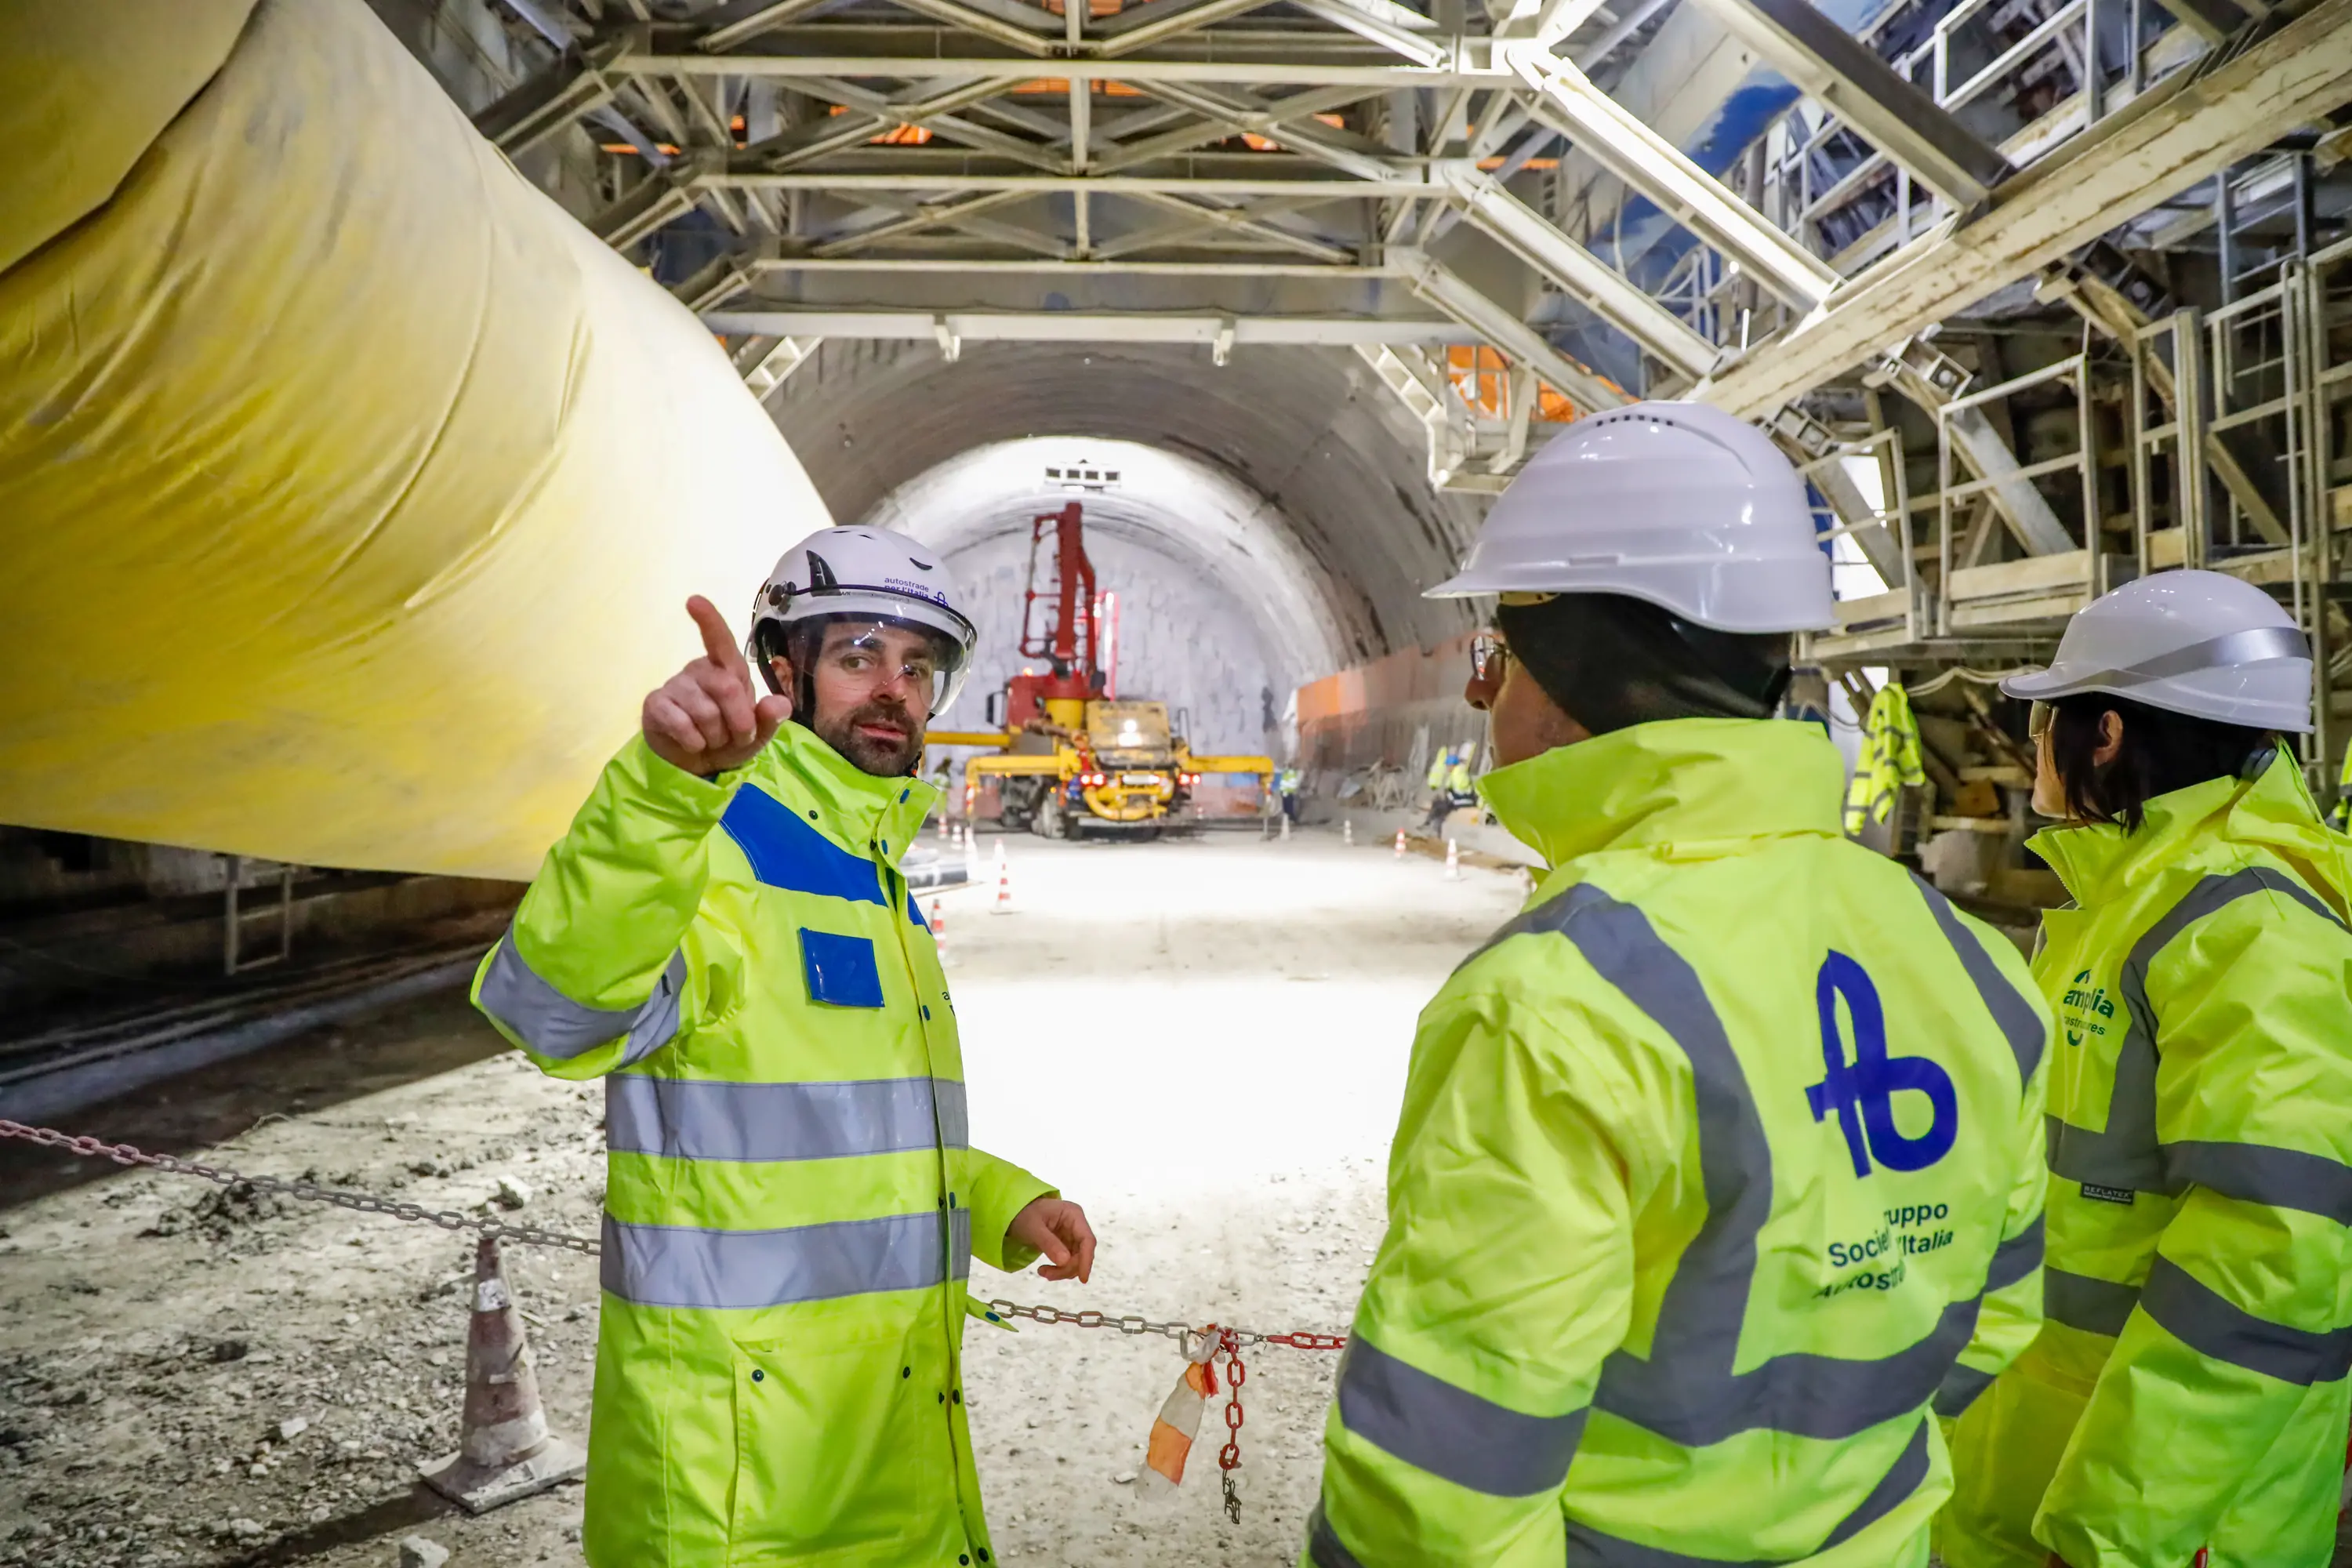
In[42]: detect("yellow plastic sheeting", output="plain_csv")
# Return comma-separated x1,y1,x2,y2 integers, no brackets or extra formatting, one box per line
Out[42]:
0,0,826,879
0,0,256,274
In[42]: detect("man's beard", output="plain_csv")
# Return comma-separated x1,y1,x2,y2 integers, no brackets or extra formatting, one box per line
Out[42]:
816,695,925,777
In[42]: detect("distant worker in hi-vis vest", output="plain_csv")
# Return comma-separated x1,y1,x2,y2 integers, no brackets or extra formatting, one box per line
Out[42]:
1942,570,2352,1568
1306,402,2054,1568
473,527,1096,1566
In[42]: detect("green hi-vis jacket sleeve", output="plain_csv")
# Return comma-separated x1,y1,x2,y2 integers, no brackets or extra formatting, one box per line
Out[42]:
2036,889,2352,1568
470,735,726,1080
1941,1043,2053,1421
1316,996,1639,1566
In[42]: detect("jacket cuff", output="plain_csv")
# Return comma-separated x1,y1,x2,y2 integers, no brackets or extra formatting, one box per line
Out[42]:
969,1156,1058,1272
604,734,737,829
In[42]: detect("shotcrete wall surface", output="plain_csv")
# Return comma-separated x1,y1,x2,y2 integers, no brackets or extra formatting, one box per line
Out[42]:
0,0,825,880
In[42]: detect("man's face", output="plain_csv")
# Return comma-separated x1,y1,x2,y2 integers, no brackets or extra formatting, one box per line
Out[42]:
773,620,938,777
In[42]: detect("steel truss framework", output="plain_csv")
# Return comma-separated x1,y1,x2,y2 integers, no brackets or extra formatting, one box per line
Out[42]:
475,0,2352,523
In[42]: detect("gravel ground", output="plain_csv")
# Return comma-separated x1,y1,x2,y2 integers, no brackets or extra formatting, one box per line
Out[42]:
0,828,1523,1567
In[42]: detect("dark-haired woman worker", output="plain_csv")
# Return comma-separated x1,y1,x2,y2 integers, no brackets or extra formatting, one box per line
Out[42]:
1942,570,2352,1568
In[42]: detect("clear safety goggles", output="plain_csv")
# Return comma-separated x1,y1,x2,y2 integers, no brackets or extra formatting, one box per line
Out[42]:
1470,632,1512,684
789,618,971,714
2027,700,2053,740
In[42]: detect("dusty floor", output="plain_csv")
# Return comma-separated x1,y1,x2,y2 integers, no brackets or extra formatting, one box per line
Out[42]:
0,827,1525,1567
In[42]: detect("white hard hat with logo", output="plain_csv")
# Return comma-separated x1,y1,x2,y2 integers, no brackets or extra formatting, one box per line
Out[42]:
1999,570,2311,733
750,526,980,713
1424,401,1835,633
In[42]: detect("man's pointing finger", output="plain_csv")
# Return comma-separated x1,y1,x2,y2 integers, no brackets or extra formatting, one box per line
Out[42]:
686,595,746,673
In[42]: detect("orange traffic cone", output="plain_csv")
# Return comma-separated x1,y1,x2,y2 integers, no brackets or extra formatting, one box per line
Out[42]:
1444,838,1461,880
931,897,953,967
418,1238,586,1513
992,841,1012,914
1393,828,1406,858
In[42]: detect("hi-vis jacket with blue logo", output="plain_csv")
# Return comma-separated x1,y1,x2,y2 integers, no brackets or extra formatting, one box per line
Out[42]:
471,727,1054,1568
1308,720,2053,1568
1942,753,2352,1568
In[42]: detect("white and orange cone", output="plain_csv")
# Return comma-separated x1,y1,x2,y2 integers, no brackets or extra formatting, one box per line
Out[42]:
417,1238,586,1513
1343,818,1354,848
1444,837,1461,880
1393,828,1406,858
931,898,952,967
992,841,1012,914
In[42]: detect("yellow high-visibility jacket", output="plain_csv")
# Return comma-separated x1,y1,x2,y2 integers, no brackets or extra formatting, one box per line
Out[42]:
1845,682,1927,837
1943,752,2352,1568
473,726,1054,1566
1309,719,2053,1567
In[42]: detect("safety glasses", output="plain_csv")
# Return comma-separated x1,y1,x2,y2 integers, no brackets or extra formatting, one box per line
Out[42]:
1471,633,1511,684
2027,700,2053,740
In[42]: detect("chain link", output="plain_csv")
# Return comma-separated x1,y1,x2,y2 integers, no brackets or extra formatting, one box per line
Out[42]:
985,1298,1345,1523
10,1117,1353,1522
0,1118,604,1256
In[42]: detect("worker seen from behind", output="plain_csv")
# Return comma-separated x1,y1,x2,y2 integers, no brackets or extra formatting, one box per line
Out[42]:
473,527,1095,1567
1308,402,2053,1567
1943,571,2352,1568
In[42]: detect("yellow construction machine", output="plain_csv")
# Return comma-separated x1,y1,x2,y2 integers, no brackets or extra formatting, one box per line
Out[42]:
925,501,1273,838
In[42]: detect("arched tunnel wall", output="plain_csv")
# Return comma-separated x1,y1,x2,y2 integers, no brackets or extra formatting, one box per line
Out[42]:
768,340,1492,674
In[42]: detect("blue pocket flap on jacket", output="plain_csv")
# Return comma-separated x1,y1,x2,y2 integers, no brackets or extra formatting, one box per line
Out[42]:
800,928,884,1008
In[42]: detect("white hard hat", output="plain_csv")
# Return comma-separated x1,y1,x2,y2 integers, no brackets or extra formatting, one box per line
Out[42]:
750,526,980,713
1424,400,1834,633
1999,570,2312,733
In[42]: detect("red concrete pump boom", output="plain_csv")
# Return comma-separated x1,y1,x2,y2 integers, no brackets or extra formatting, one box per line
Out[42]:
1018,500,1099,700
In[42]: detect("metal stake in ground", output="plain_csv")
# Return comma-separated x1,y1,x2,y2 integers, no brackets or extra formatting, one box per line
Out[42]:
419,1237,586,1512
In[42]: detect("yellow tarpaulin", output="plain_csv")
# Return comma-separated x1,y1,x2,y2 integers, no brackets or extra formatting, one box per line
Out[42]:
0,0,827,880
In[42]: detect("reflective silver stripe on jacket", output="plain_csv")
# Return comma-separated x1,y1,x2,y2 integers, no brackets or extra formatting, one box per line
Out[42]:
1914,878,2047,1089
601,1207,973,1310
1987,1215,2045,1292
2045,1268,2140,1337
1559,1421,1930,1566
1334,1336,1588,1497
607,1075,969,1162
2166,1139,2352,1225
2050,868,2348,1196
478,930,686,1065
1933,1362,1995,1418
1305,1505,1365,1568
2139,1256,2352,1385
1932,1222,2041,1417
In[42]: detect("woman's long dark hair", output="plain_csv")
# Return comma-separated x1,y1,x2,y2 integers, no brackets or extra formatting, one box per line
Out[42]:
2045,693,2281,830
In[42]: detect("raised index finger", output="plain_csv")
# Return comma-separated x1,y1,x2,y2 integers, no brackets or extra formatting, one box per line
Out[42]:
686,595,746,672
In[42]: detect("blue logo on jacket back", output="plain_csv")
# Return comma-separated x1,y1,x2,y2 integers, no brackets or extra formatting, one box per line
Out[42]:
1806,951,1958,1176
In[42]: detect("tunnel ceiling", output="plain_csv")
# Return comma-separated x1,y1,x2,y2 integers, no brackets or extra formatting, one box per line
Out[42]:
768,339,1488,669
395,0,2352,684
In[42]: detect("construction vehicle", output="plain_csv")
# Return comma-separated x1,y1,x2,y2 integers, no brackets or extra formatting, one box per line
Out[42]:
926,501,1275,837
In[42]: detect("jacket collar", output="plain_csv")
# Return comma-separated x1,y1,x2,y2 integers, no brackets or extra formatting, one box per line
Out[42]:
2029,748,2347,909
757,721,939,869
1479,717,1846,867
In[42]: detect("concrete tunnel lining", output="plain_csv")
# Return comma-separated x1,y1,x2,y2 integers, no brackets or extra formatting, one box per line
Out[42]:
858,437,1350,704
766,339,1494,675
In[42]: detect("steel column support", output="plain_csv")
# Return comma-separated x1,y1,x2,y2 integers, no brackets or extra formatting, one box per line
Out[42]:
1503,43,1842,308
1389,248,1628,410
1438,166,1719,379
